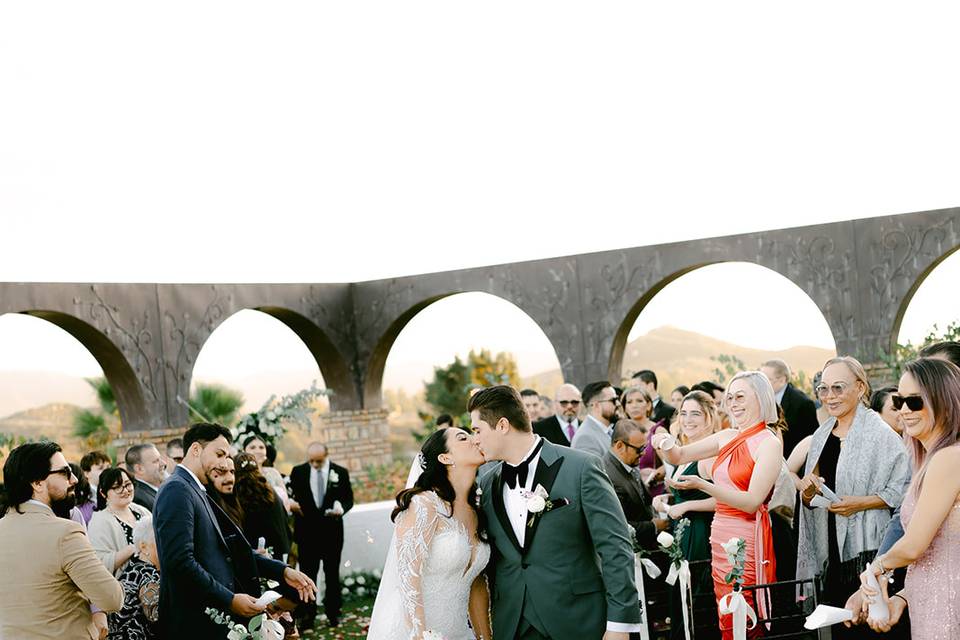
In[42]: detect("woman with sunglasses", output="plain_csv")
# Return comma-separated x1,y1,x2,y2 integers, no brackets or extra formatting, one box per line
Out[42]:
860,357,960,639
795,357,910,638
88,467,152,576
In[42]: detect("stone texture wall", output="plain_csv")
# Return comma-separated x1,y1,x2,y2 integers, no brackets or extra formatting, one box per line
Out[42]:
313,408,392,481
112,426,188,463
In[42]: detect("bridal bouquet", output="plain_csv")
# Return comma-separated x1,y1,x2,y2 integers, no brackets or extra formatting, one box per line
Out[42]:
717,537,756,640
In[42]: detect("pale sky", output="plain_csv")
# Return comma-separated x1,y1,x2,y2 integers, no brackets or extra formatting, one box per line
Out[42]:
2,3,960,400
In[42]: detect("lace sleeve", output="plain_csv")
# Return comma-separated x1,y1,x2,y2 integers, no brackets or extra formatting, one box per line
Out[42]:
394,492,443,640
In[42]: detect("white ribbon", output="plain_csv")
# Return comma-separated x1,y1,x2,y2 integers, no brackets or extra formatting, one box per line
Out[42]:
633,555,660,640
718,589,757,640
664,560,692,640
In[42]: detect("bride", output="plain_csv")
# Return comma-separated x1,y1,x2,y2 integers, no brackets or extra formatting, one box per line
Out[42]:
367,426,492,640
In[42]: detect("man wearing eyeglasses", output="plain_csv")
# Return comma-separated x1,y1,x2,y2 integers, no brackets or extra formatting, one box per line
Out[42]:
603,419,669,551
532,383,582,446
0,441,123,639
571,381,619,459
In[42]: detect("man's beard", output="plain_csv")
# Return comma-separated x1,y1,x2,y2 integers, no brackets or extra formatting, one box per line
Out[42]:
51,490,77,519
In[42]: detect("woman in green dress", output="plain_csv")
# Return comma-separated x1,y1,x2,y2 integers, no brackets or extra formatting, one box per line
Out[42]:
653,390,721,640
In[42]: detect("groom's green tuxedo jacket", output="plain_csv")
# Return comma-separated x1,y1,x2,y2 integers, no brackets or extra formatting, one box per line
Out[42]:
479,440,641,639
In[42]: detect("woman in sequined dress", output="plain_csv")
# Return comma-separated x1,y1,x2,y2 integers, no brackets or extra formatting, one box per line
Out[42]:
863,357,960,639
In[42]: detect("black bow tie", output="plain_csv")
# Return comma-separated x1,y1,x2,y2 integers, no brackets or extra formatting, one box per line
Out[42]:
502,439,544,490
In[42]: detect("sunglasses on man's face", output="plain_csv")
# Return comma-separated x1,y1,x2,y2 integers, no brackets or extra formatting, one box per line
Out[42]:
45,466,75,480
891,394,924,412
558,400,581,407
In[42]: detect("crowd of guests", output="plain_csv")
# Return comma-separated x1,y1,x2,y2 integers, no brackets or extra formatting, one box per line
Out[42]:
1,344,958,640
505,345,960,640
0,426,355,639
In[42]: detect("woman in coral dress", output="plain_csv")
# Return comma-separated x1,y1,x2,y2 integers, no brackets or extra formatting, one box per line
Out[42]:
863,357,960,640
654,371,783,640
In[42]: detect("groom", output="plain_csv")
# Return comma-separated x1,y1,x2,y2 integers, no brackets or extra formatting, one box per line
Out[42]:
470,386,641,640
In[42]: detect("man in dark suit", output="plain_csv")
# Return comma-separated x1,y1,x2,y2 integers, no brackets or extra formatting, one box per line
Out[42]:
289,442,354,630
154,423,316,639
125,443,165,512
602,419,668,550
632,370,676,425
532,382,582,446
761,359,819,456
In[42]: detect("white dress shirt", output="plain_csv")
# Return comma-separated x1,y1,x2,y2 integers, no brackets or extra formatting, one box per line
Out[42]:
775,385,786,405
501,437,543,548
177,463,206,492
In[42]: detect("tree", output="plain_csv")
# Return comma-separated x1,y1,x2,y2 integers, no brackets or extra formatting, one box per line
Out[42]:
424,355,473,419
72,377,117,450
882,320,960,380
189,383,245,426
711,354,747,385
469,349,520,387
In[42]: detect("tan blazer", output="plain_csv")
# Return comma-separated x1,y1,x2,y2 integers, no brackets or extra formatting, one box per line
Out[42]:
0,502,123,640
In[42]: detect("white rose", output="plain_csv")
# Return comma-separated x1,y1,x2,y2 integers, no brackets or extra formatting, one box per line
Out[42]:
356,576,366,585
656,531,675,548
260,619,284,640
721,537,742,556
329,470,340,483
227,623,248,640
526,495,546,513
344,577,354,586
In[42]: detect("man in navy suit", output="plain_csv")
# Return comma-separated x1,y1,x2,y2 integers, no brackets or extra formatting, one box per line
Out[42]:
154,422,317,639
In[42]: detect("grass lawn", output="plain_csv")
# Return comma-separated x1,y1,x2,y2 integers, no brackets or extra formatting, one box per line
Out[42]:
301,597,375,639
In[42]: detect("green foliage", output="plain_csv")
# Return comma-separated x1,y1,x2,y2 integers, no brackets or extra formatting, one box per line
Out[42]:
354,457,413,503
0,432,51,462
791,369,815,397
711,354,746,385
468,348,520,387
232,381,330,447
86,377,117,416
424,355,473,419
72,408,111,449
722,537,748,589
189,383,245,426
881,321,960,380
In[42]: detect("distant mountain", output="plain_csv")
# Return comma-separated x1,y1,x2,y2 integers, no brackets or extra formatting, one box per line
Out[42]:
0,403,98,465
0,371,95,418
518,325,835,396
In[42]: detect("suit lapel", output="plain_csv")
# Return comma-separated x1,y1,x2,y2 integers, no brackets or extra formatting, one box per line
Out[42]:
523,442,565,555
176,466,227,548
491,465,523,555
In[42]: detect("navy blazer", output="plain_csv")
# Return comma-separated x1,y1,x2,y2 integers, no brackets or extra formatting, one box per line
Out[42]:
154,466,286,639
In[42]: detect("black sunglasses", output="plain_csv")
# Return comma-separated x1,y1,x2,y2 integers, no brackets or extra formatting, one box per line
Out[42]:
891,394,923,411
622,442,646,454
45,465,75,480
558,400,581,406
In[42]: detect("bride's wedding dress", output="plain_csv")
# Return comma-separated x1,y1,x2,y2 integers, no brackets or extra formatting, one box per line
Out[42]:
367,491,490,640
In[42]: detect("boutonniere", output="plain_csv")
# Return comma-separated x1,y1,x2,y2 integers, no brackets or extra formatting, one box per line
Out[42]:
522,484,569,528
328,469,339,485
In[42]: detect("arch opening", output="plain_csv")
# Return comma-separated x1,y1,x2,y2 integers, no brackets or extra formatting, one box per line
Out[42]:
614,262,838,397
894,244,960,351
0,311,150,459
372,292,563,457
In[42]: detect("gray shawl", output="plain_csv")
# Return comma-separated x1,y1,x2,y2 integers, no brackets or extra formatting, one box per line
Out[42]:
796,403,910,582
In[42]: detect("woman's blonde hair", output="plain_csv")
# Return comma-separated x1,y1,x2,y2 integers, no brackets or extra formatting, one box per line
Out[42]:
620,385,653,419
670,390,720,443
724,371,779,426
821,355,871,407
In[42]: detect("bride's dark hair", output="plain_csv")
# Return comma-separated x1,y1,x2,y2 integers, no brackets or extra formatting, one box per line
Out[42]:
391,427,486,539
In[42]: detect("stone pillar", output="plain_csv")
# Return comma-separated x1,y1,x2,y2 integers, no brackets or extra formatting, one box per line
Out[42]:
314,409,393,482
112,427,189,464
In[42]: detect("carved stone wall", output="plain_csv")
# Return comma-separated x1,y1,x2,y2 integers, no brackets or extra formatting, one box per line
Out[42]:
3,205,959,447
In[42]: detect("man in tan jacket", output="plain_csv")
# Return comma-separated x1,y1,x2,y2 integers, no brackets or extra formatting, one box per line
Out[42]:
0,442,123,639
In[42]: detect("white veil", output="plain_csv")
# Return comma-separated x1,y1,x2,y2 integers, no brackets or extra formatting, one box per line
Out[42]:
366,455,423,639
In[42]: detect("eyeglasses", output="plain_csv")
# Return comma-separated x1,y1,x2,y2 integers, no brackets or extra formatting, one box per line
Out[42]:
558,400,581,407
110,482,135,494
45,466,75,480
725,392,749,406
622,442,646,454
596,397,619,406
891,394,924,411
815,382,852,398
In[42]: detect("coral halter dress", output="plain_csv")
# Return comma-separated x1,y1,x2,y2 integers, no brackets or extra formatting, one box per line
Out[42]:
710,422,778,640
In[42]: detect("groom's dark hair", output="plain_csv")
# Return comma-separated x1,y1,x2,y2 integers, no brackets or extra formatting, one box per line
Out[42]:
468,385,531,432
